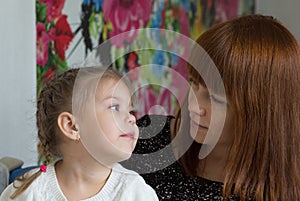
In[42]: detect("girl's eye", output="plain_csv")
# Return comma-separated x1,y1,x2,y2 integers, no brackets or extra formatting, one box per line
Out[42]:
110,105,120,111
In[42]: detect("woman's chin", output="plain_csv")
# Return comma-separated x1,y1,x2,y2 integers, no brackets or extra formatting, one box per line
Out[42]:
190,123,208,144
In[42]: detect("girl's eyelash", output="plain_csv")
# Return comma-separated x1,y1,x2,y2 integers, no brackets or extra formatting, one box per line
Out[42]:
110,104,120,111
110,105,136,114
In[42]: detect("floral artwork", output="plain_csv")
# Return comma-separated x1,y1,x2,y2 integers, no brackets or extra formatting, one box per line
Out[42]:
103,0,152,48
36,0,74,95
57,0,255,118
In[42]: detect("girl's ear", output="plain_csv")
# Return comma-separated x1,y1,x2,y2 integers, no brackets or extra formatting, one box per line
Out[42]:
57,112,80,141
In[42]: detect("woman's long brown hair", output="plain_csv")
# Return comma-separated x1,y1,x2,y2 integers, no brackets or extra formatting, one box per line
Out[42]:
174,14,300,201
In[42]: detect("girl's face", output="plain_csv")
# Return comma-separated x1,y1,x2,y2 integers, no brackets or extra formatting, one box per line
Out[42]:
188,81,234,147
80,78,138,166
97,78,138,150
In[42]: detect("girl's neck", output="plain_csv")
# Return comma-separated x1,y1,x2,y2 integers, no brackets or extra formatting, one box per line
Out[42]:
55,159,112,200
56,158,111,180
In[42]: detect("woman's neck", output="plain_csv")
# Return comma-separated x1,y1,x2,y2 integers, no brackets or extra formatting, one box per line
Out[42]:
197,143,230,183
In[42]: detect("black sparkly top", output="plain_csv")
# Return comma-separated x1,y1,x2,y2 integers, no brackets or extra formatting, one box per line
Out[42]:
122,115,253,201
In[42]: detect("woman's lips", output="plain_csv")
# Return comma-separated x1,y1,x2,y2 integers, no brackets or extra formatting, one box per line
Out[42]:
190,120,208,130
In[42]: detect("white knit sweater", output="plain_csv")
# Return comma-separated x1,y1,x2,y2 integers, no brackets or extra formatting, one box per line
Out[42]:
0,163,158,201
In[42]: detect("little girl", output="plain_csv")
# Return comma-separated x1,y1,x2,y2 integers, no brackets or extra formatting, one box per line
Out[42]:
0,67,158,201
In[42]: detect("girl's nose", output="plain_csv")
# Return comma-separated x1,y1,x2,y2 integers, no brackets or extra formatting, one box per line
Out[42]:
128,113,136,125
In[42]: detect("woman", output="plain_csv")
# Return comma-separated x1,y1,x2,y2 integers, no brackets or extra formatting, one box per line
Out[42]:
123,14,300,200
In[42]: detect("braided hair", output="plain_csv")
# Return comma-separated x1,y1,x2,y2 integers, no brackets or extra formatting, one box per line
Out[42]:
10,68,79,199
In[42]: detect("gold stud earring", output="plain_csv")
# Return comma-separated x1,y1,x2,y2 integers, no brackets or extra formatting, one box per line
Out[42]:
72,131,80,143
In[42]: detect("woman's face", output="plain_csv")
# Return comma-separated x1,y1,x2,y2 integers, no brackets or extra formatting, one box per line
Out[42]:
188,81,234,147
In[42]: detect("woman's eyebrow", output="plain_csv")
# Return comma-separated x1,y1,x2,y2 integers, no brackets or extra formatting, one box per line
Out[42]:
210,93,226,101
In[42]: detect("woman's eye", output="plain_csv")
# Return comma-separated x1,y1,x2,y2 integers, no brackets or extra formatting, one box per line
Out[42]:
210,95,225,104
110,105,120,111
189,77,194,84
189,78,200,89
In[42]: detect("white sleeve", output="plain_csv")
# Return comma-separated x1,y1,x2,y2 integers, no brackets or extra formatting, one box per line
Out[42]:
0,183,17,201
123,176,159,201
0,182,34,201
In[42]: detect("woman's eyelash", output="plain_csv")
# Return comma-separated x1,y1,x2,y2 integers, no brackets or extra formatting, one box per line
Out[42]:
210,95,225,104
189,78,200,88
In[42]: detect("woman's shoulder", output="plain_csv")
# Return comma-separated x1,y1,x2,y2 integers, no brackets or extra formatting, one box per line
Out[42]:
143,161,253,200
136,114,174,151
141,161,240,200
121,114,176,174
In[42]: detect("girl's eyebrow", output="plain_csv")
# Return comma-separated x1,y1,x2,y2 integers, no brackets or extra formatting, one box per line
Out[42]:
102,96,120,101
95,95,120,102
101,96,133,107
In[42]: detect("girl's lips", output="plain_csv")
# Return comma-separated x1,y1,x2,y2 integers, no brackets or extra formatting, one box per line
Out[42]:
120,133,135,139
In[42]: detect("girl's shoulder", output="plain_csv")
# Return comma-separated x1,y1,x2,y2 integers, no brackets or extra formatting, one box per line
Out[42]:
108,163,159,201
0,167,42,201
0,163,65,201
112,163,150,186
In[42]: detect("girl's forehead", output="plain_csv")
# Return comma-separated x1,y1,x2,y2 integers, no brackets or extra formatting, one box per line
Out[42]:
96,78,130,99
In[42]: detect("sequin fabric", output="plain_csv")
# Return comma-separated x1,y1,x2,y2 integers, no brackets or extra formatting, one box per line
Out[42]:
122,115,254,201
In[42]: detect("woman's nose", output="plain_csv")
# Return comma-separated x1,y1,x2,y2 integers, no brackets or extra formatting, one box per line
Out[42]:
199,108,206,116
188,105,206,117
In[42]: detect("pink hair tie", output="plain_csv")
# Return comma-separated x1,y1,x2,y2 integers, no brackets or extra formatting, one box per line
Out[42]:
40,165,47,173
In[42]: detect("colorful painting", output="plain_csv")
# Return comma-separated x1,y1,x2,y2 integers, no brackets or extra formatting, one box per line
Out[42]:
36,0,255,118
36,0,74,95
